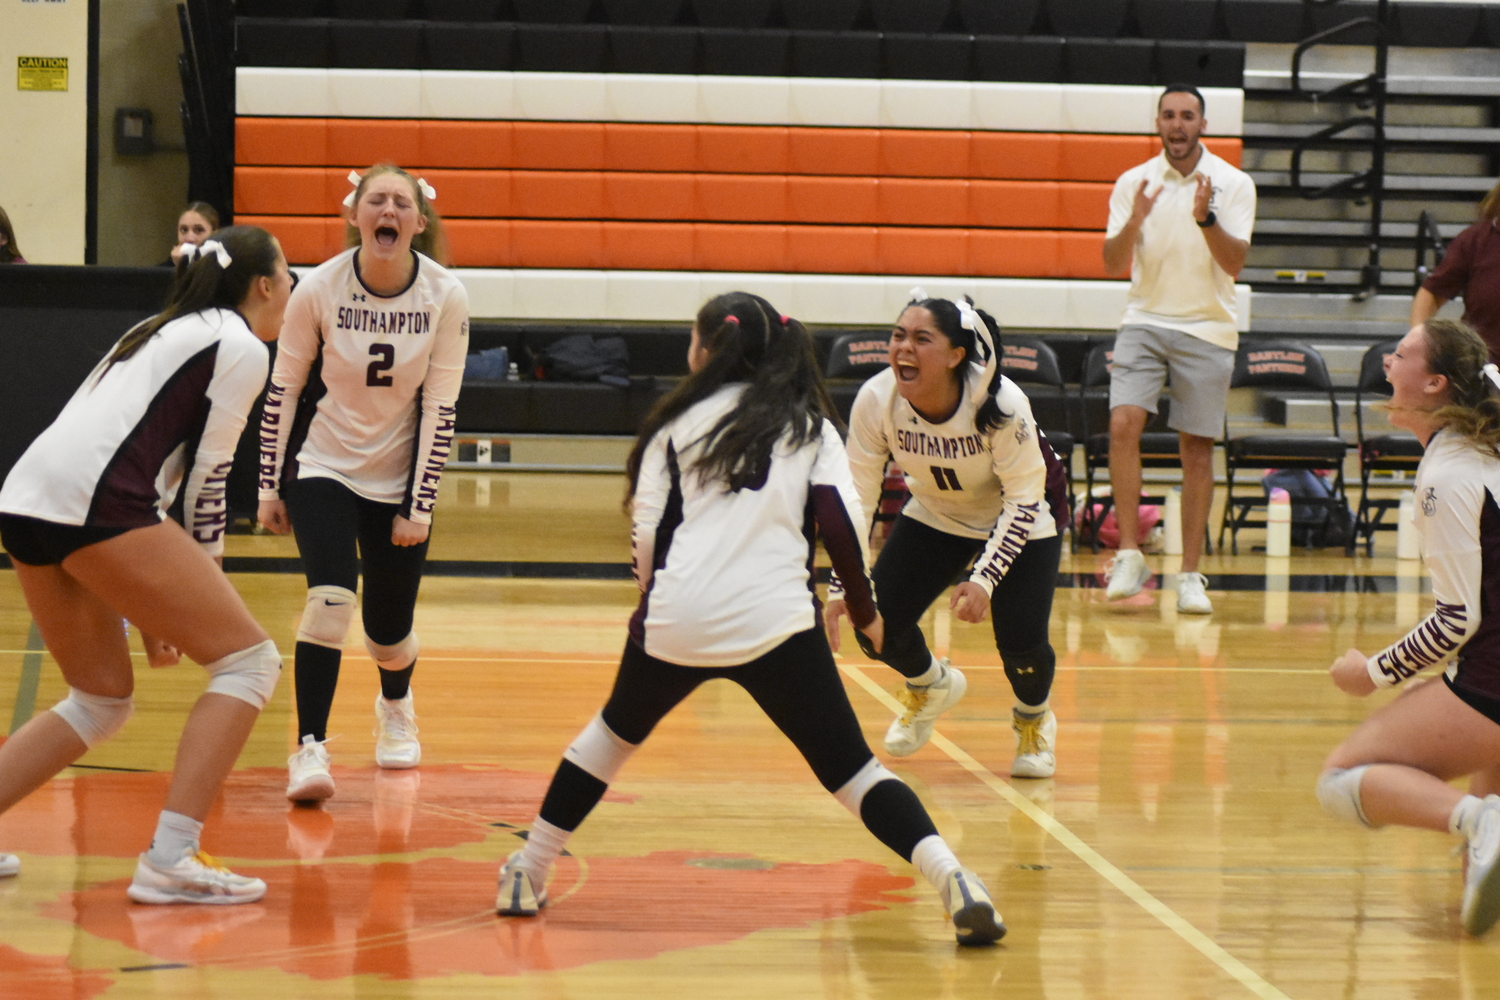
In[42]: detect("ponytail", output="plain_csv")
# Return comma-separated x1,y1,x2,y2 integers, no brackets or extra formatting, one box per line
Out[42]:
1423,318,1500,455
101,225,281,378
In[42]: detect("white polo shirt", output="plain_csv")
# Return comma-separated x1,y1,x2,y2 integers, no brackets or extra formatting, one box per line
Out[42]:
1106,146,1256,351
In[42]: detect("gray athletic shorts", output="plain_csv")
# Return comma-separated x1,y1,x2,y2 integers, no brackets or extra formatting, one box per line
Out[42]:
1109,324,1235,439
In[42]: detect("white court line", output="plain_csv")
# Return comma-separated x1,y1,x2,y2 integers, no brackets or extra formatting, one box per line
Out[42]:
837,660,1296,1000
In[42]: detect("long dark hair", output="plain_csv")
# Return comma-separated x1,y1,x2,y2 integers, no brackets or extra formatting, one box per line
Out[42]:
1424,318,1500,455
102,225,281,376
625,292,837,504
906,295,1009,434
344,164,450,266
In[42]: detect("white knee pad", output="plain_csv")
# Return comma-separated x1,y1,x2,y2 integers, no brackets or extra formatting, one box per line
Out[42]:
834,758,899,817
297,585,356,649
204,639,282,710
562,713,637,784
366,631,419,672
1317,765,1379,828
50,688,133,748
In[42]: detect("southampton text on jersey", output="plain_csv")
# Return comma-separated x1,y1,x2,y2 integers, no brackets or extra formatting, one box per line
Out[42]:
336,307,432,336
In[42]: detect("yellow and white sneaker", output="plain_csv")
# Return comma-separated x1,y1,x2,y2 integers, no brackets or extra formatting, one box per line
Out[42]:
884,661,966,756
127,850,266,905
1011,708,1057,779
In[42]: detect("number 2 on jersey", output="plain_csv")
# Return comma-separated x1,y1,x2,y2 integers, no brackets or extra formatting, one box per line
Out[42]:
930,465,962,490
367,343,395,386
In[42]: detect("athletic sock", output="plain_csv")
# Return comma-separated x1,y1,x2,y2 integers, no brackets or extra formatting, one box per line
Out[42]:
1451,794,1485,837
379,663,415,701
909,656,946,688
518,817,571,881
1016,698,1050,715
911,833,961,889
294,641,343,742
146,810,203,867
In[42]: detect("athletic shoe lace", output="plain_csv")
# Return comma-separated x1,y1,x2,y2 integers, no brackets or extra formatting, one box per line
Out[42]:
1015,715,1045,756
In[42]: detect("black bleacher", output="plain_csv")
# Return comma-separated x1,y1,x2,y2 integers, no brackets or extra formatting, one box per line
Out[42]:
457,322,1100,435
237,1,1500,87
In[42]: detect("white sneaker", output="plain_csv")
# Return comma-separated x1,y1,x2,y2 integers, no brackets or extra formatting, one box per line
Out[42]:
1011,708,1057,779
940,867,1005,946
1176,571,1213,614
286,734,335,802
496,849,547,916
375,691,421,769
0,854,17,877
1104,549,1152,600
127,850,266,905
884,662,966,757
1463,796,1500,936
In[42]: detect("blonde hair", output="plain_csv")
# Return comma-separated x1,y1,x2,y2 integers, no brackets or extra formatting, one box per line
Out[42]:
343,164,450,265
1480,177,1500,225
1424,318,1500,455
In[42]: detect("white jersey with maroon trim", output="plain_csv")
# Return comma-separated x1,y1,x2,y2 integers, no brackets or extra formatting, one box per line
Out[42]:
1368,429,1500,698
258,247,468,523
630,384,877,667
0,307,269,557
843,365,1057,597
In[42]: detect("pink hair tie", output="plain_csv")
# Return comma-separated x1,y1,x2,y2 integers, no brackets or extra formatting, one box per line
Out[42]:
725,315,740,325
779,314,790,324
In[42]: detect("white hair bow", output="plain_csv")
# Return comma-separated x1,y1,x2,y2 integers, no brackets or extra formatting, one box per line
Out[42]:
342,169,362,209
342,169,438,208
180,239,232,269
1483,362,1500,394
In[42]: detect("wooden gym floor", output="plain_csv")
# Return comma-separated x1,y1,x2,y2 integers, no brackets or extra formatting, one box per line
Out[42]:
0,471,1492,1000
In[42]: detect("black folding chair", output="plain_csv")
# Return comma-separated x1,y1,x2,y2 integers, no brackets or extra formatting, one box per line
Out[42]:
1218,340,1350,554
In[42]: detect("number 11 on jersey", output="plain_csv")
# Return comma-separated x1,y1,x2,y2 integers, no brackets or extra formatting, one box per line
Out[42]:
930,466,962,490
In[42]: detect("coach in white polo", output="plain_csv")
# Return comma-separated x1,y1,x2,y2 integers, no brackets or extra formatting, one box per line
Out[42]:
1100,84,1256,615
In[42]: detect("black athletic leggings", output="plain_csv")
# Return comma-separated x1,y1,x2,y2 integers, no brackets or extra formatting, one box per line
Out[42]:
538,627,939,860
284,476,429,645
867,515,1060,696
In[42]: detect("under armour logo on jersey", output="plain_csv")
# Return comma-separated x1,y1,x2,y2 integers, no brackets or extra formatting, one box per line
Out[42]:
909,416,918,425
1422,487,1437,516
1014,419,1031,445
352,293,366,302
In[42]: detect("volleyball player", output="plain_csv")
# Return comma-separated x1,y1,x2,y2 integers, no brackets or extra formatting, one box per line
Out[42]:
494,292,1005,946
258,165,468,802
826,293,1068,778
0,226,291,902
1319,319,1500,936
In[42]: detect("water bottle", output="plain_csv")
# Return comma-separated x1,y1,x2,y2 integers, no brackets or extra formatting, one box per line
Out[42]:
507,361,519,381
1397,490,1419,560
1266,488,1291,557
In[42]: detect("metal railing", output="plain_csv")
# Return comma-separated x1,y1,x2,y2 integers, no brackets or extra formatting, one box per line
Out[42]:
1288,0,1391,301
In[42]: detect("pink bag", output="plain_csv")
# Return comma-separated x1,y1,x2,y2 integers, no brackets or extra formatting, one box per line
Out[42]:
1076,501,1161,549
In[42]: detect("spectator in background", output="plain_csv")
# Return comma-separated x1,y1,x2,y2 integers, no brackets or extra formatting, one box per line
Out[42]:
0,205,26,263
1412,178,1500,363
1100,84,1256,616
167,202,221,265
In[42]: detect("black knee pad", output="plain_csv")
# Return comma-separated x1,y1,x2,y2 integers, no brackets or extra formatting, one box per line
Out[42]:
1001,642,1056,706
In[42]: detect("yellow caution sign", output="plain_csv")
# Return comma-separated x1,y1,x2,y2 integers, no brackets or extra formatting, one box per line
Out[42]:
18,56,68,92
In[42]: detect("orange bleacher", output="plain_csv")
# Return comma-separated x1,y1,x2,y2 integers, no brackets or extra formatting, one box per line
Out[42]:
235,118,1241,276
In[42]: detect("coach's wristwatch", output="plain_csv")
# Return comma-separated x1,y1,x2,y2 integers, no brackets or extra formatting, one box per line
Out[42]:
1196,211,1217,228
